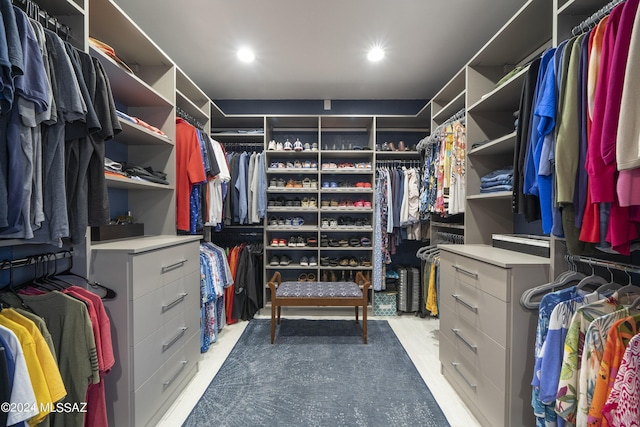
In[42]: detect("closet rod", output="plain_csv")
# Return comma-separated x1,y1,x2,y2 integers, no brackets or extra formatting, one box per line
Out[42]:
12,0,71,40
417,108,466,152
567,254,640,275
0,250,71,271
176,106,205,131
571,0,625,36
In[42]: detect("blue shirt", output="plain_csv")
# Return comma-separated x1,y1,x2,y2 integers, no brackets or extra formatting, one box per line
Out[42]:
256,152,267,219
524,48,555,201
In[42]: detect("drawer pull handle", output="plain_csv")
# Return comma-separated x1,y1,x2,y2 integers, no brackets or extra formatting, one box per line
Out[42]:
452,264,478,279
451,328,478,352
162,327,188,352
161,259,187,273
451,294,478,312
451,362,477,390
163,360,188,390
162,293,188,312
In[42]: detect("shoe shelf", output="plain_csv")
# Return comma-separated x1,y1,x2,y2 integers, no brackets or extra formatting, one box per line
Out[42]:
320,188,373,193
265,225,318,232
267,188,319,193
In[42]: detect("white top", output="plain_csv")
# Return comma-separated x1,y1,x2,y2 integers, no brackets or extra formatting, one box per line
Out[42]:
91,235,201,253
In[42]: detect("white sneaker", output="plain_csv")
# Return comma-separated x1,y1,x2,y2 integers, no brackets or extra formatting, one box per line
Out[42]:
303,142,311,151
293,138,303,151
267,140,276,150
284,139,293,151
311,142,318,151
276,141,284,151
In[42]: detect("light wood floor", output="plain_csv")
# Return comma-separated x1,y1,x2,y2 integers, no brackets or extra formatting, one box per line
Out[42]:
156,309,482,427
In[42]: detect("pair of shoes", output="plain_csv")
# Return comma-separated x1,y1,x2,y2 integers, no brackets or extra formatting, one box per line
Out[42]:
279,255,291,266
297,273,316,281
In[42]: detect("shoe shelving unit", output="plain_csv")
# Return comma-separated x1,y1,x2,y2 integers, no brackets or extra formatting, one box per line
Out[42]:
262,116,377,301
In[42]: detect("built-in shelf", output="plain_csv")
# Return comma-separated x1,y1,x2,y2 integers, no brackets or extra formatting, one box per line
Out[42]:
469,131,517,156
91,47,173,108
176,90,208,122
431,222,465,230
432,91,466,124
117,119,174,146
467,191,512,200
467,67,528,113
557,0,603,15
105,175,174,190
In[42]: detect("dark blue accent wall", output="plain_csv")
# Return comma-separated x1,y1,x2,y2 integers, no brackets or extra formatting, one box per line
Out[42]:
213,99,428,116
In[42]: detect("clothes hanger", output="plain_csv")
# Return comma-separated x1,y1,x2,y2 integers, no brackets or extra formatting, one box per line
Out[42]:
574,262,608,290
55,251,117,300
3,259,33,311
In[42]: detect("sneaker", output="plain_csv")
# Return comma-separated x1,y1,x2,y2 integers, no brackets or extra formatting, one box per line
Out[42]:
303,142,311,151
267,140,276,150
311,142,318,151
288,236,297,247
276,141,284,151
279,255,291,266
270,255,280,266
293,138,303,151
300,256,309,266
283,139,293,151
309,256,317,266
297,236,305,247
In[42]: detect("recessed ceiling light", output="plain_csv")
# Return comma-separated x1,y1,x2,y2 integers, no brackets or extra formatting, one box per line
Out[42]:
237,47,255,63
367,46,385,62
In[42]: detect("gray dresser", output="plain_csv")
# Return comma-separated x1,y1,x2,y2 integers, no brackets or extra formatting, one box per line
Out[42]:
438,244,549,427
90,236,201,427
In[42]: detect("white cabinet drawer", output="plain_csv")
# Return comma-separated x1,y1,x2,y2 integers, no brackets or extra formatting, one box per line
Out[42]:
134,333,200,427
441,252,511,302
441,334,507,427
131,242,200,299
441,279,508,347
131,271,199,346
440,304,507,393
132,307,200,388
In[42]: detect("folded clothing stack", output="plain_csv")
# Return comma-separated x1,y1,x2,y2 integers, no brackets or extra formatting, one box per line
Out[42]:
104,158,169,185
480,167,513,193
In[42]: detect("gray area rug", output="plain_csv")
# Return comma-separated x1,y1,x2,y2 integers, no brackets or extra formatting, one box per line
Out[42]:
183,319,450,427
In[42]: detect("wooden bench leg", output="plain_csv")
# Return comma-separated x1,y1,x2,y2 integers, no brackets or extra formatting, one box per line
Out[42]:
362,303,368,344
355,306,359,323
270,301,276,344
277,306,281,324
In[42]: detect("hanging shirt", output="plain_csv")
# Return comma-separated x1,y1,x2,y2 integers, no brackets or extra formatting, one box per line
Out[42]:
555,296,622,424
0,324,38,426
176,118,206,231
601,333,640,426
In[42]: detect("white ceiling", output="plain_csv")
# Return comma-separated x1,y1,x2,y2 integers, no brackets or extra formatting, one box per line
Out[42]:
114,0,527,102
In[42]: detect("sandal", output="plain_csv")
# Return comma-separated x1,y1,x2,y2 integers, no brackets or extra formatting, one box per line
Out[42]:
298,273,308,281
339,257,349,267
360,237,372,247
349,257,358,267
307,273,316,281
350,238,361,247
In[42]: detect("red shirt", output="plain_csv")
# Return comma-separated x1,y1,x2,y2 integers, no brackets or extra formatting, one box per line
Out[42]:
176,118,206,231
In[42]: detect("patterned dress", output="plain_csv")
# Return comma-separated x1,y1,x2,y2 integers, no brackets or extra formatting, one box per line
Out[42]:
602,334,640,426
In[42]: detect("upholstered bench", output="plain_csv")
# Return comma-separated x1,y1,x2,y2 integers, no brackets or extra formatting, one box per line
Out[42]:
267,271,371,344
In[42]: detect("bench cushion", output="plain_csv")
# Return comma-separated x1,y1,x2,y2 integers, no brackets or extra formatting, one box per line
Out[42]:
276,281,362,298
